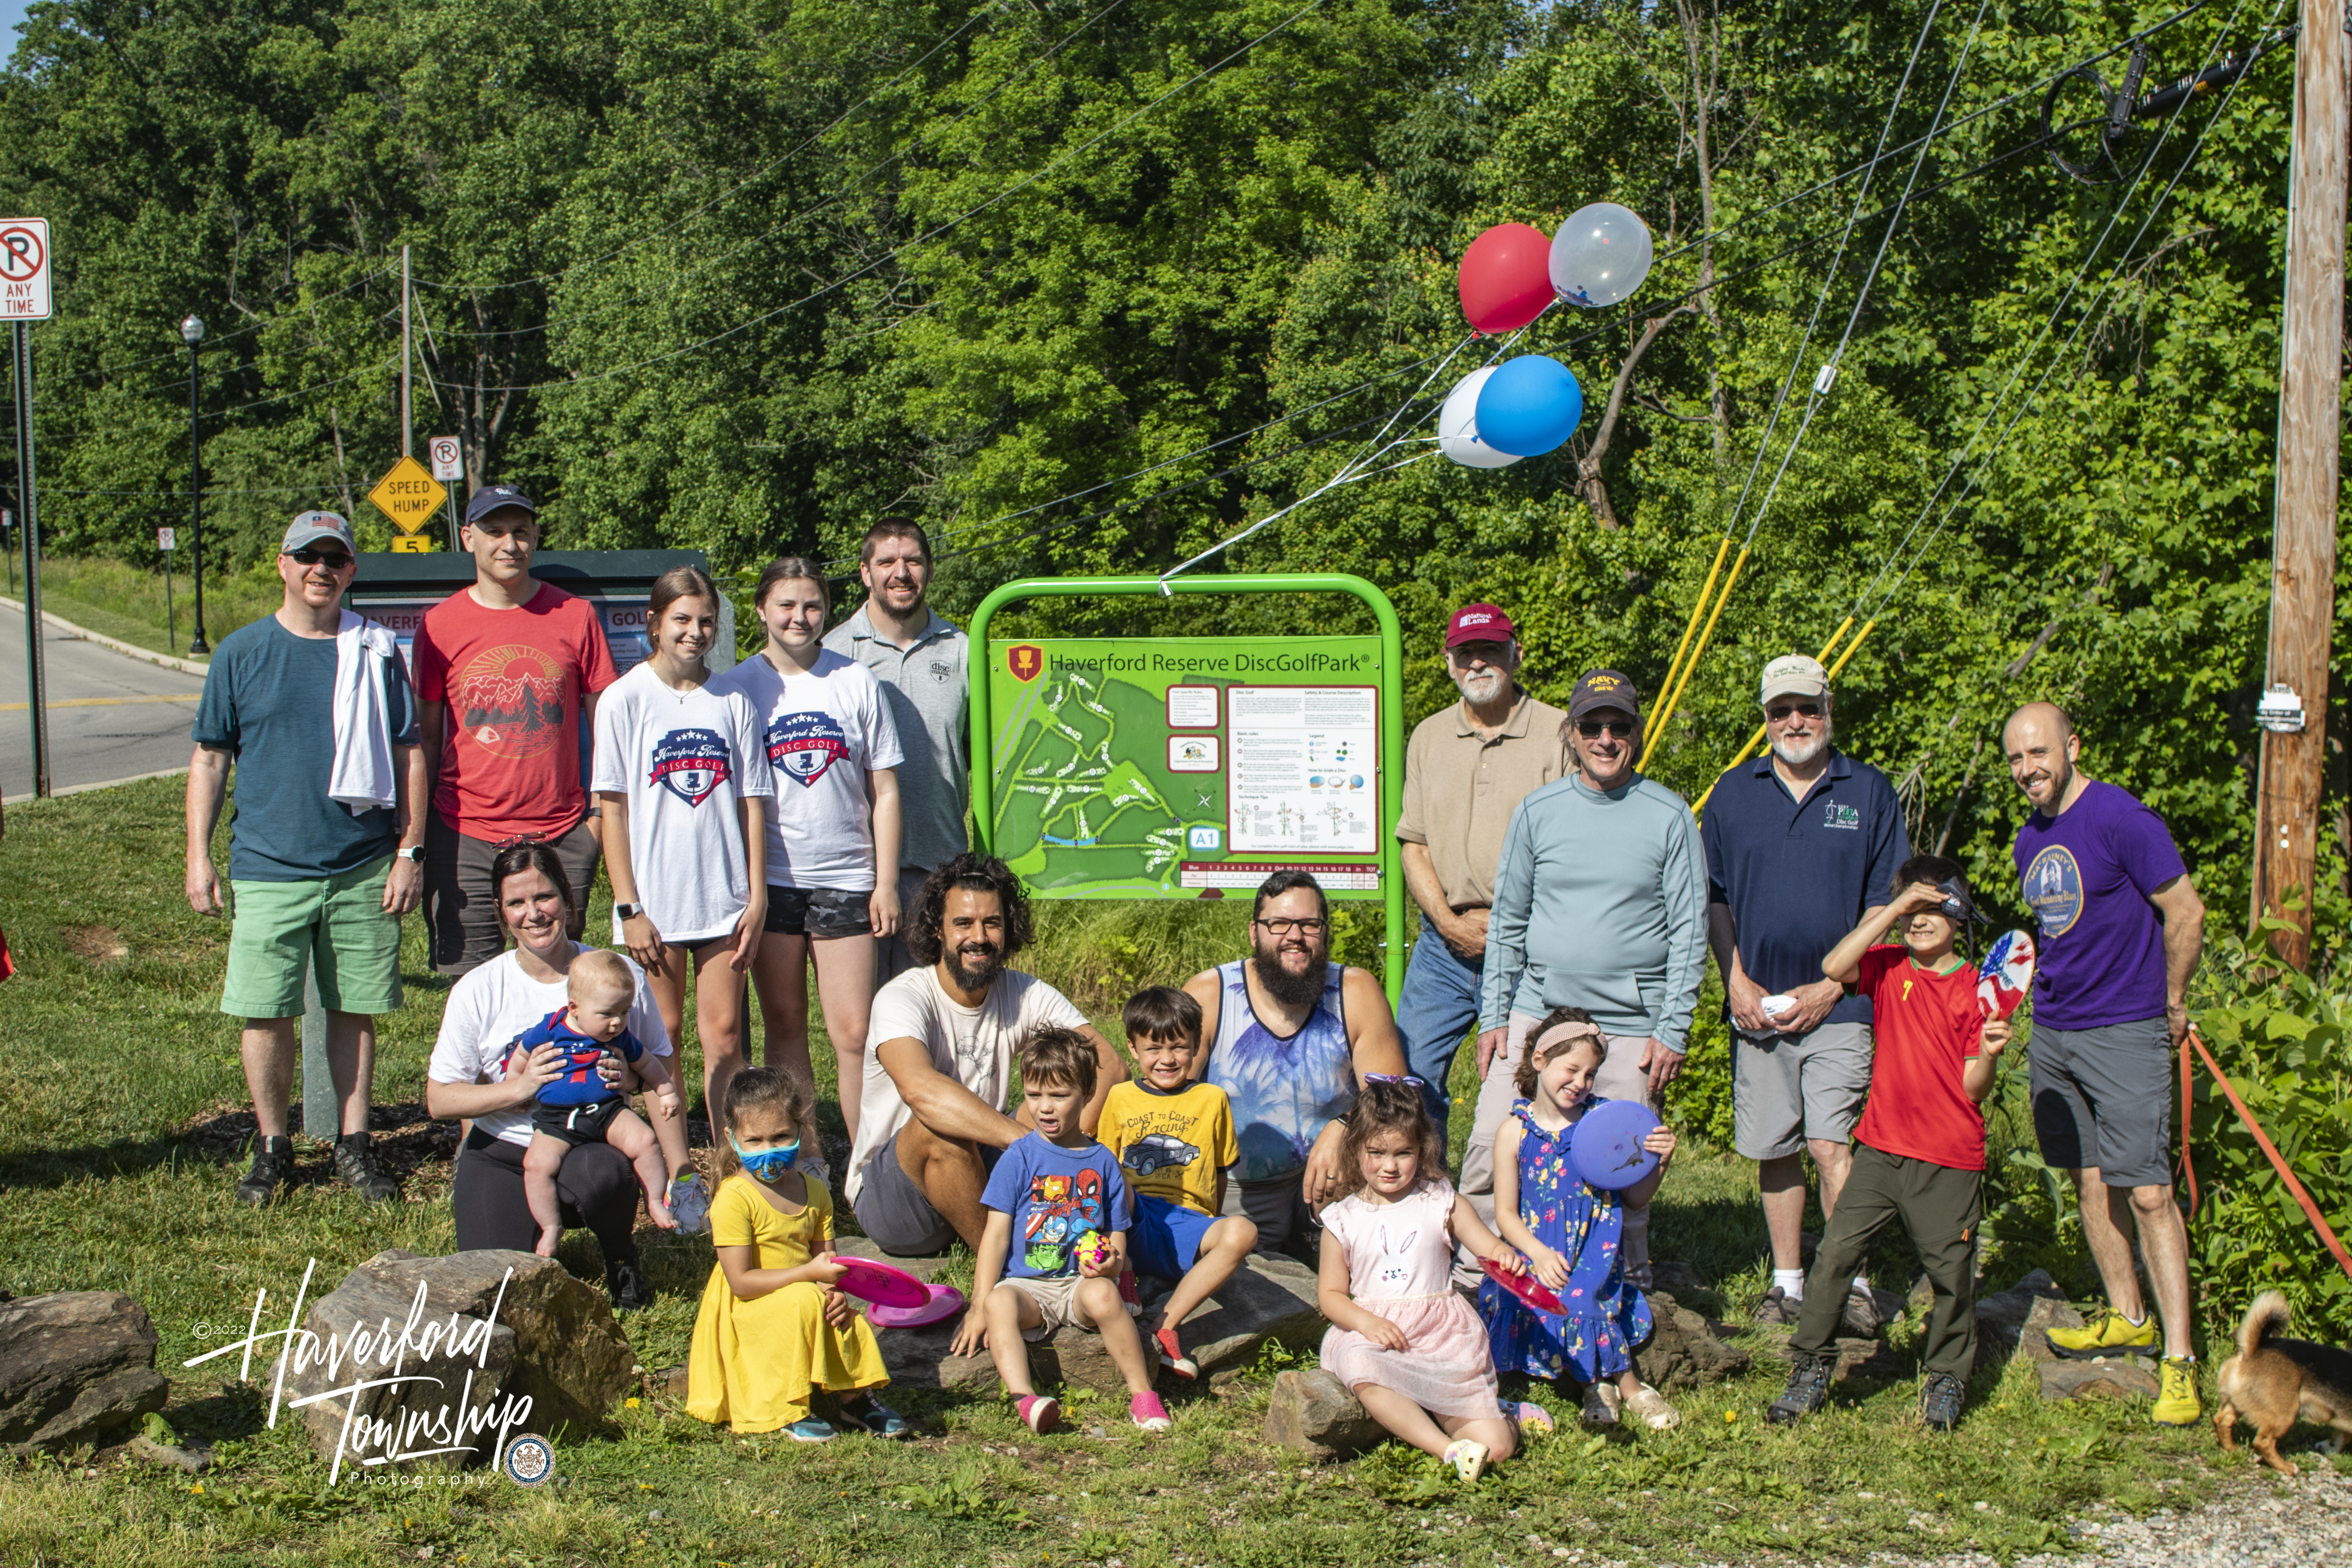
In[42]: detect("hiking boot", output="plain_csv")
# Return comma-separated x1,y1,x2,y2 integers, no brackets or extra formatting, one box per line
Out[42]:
2045,1305,2158,1360
1751,1286,1799,1327
605,1253,653,1312
1920,1371,1964,1431
1767,1350,1835,1425
331,1135,400,1203
235,1137,296,1207
2154,1356,2203,1426
1839,1285,1883,1338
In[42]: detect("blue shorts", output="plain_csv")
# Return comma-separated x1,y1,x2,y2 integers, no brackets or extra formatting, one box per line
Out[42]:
1130,1193,1218,1280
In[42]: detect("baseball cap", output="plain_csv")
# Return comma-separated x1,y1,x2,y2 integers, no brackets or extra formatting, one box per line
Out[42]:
1759,653,1829,706
464,484,538,526
1567,669,1642,722
1444,602,1517,648
281,511,356,556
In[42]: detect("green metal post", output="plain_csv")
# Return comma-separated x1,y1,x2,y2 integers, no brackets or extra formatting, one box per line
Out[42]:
967,574,1408,1006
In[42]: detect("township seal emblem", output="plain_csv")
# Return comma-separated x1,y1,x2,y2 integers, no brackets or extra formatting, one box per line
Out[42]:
648,728,732,806
767,710,849,788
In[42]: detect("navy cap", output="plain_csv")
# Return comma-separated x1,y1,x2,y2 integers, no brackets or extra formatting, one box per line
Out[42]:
464,485,537,526
1567,668,1641,722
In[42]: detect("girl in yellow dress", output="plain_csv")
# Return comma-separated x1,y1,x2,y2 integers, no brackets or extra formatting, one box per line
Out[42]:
686,1068,904,1439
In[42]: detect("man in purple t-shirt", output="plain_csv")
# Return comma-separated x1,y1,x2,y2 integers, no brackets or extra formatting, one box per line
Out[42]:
2003,702,2205,1426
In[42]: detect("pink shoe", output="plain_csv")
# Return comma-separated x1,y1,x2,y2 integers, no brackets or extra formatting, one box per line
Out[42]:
1152,1326,1198,1380
1129,1391,1172,1432
1015,1394,1060,1434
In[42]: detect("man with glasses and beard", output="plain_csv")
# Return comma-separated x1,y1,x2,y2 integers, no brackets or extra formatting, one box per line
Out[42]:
847,853,1126,1255
1395,604,1571,1150
1180,870,1409,1262
1702,655,1909,1334
1463,671,1708,1287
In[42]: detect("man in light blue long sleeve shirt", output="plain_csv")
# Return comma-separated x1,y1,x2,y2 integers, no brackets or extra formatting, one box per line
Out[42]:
1459,670,1708,1287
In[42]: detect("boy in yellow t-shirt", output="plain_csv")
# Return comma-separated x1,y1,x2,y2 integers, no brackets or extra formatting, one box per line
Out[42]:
1100,986,1259,1380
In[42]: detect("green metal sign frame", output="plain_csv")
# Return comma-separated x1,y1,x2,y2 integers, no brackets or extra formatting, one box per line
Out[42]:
968,573,1408,1004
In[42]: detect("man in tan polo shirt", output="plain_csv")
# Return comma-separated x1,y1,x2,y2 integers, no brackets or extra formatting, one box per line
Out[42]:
1395,602,1571,1155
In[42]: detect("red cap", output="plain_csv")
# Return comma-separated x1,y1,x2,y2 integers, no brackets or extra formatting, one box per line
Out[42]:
1445,603,1516,648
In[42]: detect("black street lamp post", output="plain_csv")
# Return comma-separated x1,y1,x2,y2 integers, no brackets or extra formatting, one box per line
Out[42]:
181,313,207,655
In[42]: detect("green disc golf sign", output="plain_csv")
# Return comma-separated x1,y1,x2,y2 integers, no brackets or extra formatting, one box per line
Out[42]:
988,635,1384,898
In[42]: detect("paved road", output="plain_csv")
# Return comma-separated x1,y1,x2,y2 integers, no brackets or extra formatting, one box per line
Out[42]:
0,603,210,802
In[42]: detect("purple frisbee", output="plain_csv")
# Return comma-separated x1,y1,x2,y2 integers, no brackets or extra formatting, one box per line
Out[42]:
1569,1099,1663,1191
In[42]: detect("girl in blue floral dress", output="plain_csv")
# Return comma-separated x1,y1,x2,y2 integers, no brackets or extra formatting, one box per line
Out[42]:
1477,1006,1682,1430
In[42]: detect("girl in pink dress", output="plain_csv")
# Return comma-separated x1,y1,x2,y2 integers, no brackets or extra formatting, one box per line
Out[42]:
1317,1080,1526,1480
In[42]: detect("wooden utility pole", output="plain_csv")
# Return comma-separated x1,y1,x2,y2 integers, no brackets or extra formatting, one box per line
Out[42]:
2250,0,2346,970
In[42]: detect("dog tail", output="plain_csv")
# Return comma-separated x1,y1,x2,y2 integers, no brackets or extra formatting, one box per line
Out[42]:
2239,1290,2292,1360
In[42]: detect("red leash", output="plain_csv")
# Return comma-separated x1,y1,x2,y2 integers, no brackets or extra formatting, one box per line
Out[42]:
2179,1025,2352,1286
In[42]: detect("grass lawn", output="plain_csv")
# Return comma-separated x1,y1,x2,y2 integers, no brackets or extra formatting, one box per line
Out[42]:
0,777,2307,1565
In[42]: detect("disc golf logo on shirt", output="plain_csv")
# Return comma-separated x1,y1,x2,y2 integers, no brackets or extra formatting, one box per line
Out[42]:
453,644,566,761
1822,802,1860,831
1007,645,1044,683
2022,845,2085,938
648,728,733,806
766,710,849,788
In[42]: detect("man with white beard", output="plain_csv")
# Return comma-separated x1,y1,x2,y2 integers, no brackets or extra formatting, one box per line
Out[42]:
1701,655,1909,1334
1394,604,1571,1151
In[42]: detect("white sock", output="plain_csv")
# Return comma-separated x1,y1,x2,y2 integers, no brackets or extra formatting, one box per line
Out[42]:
1851,1274,1871,1298
1774,1268,1806,1299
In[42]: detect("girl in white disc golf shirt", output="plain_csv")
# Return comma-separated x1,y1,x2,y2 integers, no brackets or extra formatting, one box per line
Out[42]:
592,566,772,1126
712,555,905,1153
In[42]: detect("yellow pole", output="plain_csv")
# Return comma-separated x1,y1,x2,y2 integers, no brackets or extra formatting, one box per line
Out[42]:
1691,616,1860,813
1642,536,1732,768
1639,545,1749,771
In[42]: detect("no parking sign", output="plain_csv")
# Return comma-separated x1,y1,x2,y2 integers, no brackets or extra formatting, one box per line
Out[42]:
0,218,52,319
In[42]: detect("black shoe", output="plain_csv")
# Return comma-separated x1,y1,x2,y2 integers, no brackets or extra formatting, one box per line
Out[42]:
1839,1285,1884,1338
606,1254,652,1312
236,1137,296,1207
1920,1370,1964,1431
331,1135,401,1203
1752,1286,1799,1327
1766,1350,1835,1425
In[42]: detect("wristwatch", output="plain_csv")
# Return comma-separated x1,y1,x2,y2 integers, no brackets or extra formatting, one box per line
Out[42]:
396,844,425,863
615,902,643,921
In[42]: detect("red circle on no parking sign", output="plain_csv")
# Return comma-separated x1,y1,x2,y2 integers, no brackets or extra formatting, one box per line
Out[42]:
0,227,45,281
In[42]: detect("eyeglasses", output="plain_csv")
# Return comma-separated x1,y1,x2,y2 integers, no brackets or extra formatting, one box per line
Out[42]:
1766,701,1824,722
1363,1073,1428,1089
1575,719,1636,739
290,547,354,570
1254,917,1328,936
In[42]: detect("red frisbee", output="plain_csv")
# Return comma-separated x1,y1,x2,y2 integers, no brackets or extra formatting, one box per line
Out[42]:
1481,1256,1566,1316
835,1257,929,1310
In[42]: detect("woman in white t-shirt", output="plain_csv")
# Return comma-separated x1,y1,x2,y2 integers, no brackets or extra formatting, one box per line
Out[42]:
425,840,681,1310
712,556,904,1157
592,565,772,1130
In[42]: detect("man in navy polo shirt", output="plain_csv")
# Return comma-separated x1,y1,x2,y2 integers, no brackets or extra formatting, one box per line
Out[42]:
1702,654,1908,1334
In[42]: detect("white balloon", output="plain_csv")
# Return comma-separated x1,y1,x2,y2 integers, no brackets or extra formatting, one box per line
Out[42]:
1437,365,1523,469
1549,201,1654,308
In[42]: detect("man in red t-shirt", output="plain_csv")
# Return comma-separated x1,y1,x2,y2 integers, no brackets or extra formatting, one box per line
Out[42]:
1766,854,2012,1433
415,485,619,974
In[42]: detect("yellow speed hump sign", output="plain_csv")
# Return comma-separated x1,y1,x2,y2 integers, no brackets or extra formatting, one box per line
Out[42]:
368,456,447,537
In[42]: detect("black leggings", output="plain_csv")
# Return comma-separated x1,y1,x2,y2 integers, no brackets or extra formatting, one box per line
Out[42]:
450,1129,641,1264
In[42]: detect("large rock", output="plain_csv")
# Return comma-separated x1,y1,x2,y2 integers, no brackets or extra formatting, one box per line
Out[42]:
2040,1359,2159,1403
271,1249,634,1472
1639,1290,1750,1391
0,1292,170,1454
875,1313,1161,1398
1155,1254,1324,1387
1264,1368,1382,1459
1973,1269,2083,1376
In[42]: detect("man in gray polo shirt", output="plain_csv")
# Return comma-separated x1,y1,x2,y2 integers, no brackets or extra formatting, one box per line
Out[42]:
823,518,969,980
1465,670,1709,1286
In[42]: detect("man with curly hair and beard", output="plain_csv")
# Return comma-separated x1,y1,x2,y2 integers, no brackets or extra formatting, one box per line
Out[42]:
1181,870,1408,1262
846,853,1127,1255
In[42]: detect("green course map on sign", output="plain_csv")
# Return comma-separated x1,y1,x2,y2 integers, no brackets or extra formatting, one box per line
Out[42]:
988,637,1387,899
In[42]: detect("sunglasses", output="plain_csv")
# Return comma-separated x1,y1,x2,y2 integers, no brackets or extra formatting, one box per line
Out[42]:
1363,1073,1428,1089
1255,917,1328,936
1575,719,1636,739
290,546,354,569
1766,701,1824,722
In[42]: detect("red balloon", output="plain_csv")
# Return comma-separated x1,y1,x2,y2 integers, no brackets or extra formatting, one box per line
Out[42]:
1457,223,1554,334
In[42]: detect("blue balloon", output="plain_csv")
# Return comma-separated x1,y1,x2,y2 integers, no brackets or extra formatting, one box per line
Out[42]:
1473,354,1584,456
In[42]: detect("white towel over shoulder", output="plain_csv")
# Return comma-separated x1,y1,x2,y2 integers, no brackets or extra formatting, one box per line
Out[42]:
330,610,401,817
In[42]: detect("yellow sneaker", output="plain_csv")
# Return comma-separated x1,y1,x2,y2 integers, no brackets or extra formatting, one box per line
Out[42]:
2045,1306,2158,1360
2153,1357,2202,1427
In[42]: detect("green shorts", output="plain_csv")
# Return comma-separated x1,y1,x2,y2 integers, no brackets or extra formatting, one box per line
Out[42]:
221,858,404,1020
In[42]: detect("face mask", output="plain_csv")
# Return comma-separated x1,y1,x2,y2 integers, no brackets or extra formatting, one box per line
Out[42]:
731,1134,800,1181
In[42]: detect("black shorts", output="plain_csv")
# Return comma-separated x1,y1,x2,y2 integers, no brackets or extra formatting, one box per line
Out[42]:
763,885,873,939
528,1097,627,1148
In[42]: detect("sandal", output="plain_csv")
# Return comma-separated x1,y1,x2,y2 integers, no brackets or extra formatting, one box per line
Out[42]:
1443,1438,1490,1482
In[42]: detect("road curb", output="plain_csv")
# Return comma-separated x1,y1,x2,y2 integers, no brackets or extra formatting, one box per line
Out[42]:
3,765,191,807
0,595,212,677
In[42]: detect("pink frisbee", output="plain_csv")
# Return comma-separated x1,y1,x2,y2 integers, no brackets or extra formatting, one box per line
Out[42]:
867,1282,967,1330
835,1256,929,1310
1481,1256,1567,1316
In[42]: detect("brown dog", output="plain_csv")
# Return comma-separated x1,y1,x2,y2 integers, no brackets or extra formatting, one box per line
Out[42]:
2214,1291,2352,1475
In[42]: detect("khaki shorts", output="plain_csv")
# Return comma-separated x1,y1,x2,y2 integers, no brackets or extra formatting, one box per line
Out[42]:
995,1275,1098,1341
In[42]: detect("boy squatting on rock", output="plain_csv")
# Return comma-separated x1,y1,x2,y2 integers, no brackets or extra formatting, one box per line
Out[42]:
1768,855,2011,1432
